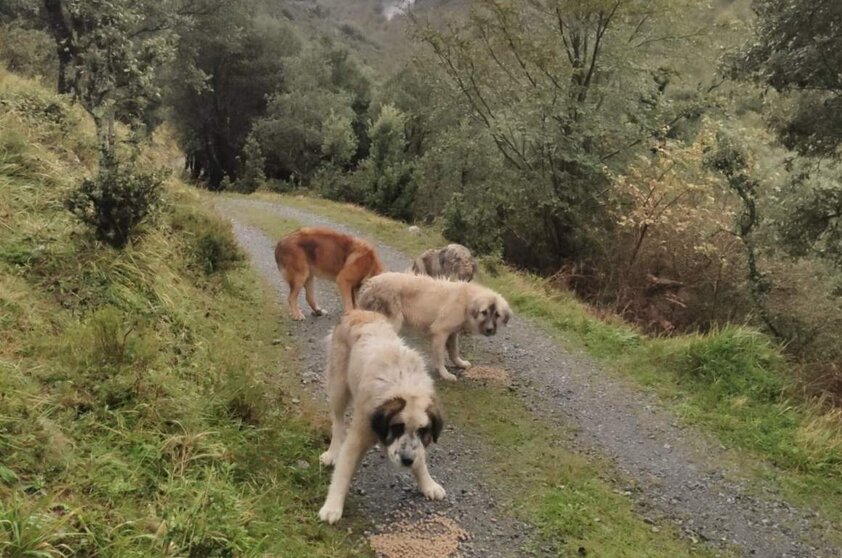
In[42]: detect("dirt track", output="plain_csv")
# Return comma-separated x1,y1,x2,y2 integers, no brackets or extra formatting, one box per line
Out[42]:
216,196,836,558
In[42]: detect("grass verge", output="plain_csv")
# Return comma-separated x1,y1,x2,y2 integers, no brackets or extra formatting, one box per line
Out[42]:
232,190,842,533
212,193,726,557
0,68,369,557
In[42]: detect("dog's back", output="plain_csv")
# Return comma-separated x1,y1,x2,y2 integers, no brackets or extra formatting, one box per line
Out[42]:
275,227,383,280
358,272,468,330
329,310,430,404
411,244,477,282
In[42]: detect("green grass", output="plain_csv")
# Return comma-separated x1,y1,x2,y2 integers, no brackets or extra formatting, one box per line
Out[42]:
0,68,369,557
440,382,728,557
225,189,842,534
212,192,726,557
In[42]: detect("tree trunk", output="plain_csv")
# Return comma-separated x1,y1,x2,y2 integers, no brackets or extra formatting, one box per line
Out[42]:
42,0,75,95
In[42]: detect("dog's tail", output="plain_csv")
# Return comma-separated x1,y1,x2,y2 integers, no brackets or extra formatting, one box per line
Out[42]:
410,256,425,275
273,238,287,272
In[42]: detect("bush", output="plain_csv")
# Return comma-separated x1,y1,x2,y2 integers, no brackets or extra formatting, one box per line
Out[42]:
170,205,243,275
66,158,165,248
351,104,418,220
316,165,364,204
235,134,265,194
441,192,502,256
678,327,788,402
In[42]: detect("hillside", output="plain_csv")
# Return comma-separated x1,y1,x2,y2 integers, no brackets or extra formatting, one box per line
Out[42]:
272,0,469,72
0,67,366,556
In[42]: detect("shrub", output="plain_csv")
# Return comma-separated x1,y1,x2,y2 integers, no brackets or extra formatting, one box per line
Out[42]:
66,158,165,248
352,104,418,220
235,134,265,194
170,205,243,275
441,192,502,256
677,327,788,402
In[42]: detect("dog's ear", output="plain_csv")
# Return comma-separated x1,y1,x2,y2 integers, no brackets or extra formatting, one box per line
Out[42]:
423,398,444,446
371,397,406,443
502,306,512,326
468,297,483,319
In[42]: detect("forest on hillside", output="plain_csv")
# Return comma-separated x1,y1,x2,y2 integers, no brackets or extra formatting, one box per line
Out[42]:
1,0,841,399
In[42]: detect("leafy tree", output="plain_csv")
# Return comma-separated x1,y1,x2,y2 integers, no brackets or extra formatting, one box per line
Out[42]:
251,89,356,182
236,134,266,194
167,9,298,189
416,0,708,268
40,0,185,160
321,110,358,167
705,132,781,338
730,0,842,156
730,0,842,266
247,40,370,185
354,104,417,220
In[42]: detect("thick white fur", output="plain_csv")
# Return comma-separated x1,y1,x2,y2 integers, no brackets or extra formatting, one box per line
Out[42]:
357,272,512,381
318,310,445,524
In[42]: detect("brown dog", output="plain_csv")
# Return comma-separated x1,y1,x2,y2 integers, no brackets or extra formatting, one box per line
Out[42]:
274,227,385,320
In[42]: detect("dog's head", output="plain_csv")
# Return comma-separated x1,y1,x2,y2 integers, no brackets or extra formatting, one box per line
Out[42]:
467,290,512,336
371,396,444,468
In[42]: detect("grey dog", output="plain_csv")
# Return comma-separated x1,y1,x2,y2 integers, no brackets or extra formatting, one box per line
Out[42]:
411,244,477,282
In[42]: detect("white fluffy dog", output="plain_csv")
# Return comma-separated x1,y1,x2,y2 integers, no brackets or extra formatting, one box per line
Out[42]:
357,272,512,381
318,310,445,524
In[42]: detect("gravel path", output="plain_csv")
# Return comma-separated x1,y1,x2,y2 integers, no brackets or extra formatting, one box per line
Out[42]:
216,197,837,558
217,199,543,557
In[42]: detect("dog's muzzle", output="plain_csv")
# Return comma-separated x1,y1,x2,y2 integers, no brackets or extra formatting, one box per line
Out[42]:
484,326,496,336
400,455,415,467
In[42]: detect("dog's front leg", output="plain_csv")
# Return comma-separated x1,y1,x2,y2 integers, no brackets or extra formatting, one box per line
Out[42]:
412,456,446,500
320,388,350,467
446,332,471,369
431,332,458,381
319,423,371,524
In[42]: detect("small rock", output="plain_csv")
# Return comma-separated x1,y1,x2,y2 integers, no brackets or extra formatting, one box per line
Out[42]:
295,459,309,469
408,225,421,234
291,398,300,404
271,338,283,345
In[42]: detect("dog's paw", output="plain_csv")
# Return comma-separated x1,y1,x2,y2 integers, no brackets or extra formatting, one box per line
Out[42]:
291,312,306,321
454,358,471,369
420,481,446,500
318,503,343,524
438,368,458,382
311,308,327,317
319,451,336,467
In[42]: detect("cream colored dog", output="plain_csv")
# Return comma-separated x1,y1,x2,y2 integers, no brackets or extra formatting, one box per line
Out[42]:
357,272,512,381
318,310,445,525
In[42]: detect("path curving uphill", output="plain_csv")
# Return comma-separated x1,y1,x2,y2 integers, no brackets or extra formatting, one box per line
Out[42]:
216,196,835,558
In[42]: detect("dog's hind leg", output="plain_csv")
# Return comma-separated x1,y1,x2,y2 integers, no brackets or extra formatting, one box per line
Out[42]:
304,275,325,317
412,455,446,500
431,332,458,381
318,418,373,524
283,266,307,321
321,333,350,466
336,276,357,314
446,332,471,369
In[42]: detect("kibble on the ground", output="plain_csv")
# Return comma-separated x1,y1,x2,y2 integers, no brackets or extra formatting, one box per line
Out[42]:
368,514,471,558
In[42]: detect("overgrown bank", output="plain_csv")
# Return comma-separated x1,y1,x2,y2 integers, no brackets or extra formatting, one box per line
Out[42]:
0,68,368,556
